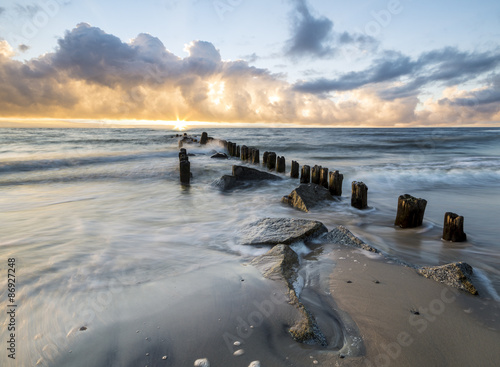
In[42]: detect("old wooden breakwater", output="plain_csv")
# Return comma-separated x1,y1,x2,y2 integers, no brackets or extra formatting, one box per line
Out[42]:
176,132,468,242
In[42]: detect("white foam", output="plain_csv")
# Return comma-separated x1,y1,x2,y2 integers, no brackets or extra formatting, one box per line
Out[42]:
290,241,312,257
474,269,500,301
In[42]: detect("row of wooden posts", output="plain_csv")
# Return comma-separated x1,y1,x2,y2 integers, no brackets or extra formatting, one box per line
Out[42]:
178,133,467,242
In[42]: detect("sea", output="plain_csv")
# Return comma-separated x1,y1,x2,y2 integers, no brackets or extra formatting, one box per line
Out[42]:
1,126,500,364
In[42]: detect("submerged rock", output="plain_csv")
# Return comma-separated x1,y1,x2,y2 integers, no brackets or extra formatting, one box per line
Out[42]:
320,225,380,253
210,152,228,159
250,244,299,282
282,183,335,212
251,245,327,345
194,358,210,367
417,262,478,295
239,218,328,246
232,165,281,181
214,165,281,191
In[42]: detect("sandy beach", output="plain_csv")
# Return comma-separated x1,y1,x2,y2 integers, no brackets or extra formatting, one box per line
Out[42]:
36,228,499,367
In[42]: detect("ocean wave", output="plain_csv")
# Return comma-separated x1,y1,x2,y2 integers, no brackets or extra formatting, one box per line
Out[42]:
0,151,177,174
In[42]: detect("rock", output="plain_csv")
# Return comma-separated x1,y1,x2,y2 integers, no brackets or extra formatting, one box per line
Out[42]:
213,166,281,191
251,245,326,346
213,175,238,190
282,183,335,212
250,244,299,282
417,262,478,295
210,152,228,159
194,358,210,367
239,218,328,246
248,362,261,367
232,165,281,181
319,225,380,253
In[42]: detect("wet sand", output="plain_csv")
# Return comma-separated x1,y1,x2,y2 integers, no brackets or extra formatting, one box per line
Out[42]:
33,239,500,367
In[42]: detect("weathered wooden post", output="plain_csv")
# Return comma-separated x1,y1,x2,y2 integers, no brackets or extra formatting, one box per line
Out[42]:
262,151,269,165
329,170,343,196
252,148,260,164
351,181,368,209
300,165,310,183
200,132,208,145
277,156,286,173
311,165,321,185
394,194,427,228
291,161,299,178
236,145,240,158
179,150,190,185
267,152,276,171
241,145,248,161
319,167,329,189
248,148,255,162
443,212,467,242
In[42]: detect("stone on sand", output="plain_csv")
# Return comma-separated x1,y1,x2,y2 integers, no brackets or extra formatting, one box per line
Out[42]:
417,262,478,295
239,218,328,246
282,183,335,212
319,225,380,253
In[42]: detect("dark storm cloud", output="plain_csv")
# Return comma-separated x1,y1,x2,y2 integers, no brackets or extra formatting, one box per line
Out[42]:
439,74,500,110
294,47,500,100
285,0,376,59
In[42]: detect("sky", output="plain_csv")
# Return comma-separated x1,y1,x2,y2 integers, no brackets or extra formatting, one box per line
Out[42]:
0,0,499,127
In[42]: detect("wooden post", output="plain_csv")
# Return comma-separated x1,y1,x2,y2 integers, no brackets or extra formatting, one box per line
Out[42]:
241,145,248,161
236,145,240,158
291,161,299,178
300,165,310,184
179,150,190,185
262,151,269,165
351,181,368,209
443,212,467,242
319,167,329,189
200,132,208,145
329,170,343,196
277,156,286,173
267,152,276,171
252,149,260,164
248,148,255,162
394,194,427,228
311,165,321,185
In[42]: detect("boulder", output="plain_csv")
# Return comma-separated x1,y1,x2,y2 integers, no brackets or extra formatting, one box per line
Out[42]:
210,152,228,159
250,244,299,283
239,218,328,246
417,262,478,295
212,175,238,191
282,183,335,212
251,245,326,345
232,165,281,181
319,225,380,253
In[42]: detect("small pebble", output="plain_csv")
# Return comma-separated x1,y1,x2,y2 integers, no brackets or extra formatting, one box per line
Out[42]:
313,360,319,365
79,326,87,331
233,341,241,346
248,361,261,367
340,354,345,359
136,330,140,333
162,355,168,360
233,349,245,356
194,358,210,367
146,353,149,356
374,280,380,284
346,280,352,284
410,309,420,315
250,325,254,329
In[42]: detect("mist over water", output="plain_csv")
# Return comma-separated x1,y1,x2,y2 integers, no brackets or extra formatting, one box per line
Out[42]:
1,127,500,364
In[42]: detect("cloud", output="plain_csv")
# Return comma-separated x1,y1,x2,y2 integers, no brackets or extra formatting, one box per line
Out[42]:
285,0,377,59
294,47,500,101
0,24,498,127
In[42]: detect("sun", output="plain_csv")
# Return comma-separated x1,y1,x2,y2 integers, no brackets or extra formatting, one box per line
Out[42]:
173,118,188,131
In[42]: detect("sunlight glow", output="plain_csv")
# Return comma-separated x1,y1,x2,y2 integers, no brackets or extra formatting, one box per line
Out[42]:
268,95,280,104
173,118,188,131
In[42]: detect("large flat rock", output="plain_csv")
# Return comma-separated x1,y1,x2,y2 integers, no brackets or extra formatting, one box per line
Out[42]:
319,225,380,253
213,165,281,190
282,183,335,212
239,218,328,246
